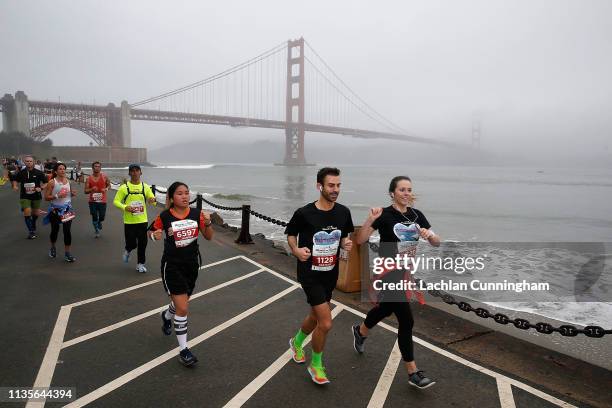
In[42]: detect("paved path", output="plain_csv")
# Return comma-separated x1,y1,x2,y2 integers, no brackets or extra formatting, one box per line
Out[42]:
0,188,603,407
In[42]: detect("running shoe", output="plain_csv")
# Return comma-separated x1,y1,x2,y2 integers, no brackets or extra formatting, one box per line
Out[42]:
27,231,37,239
352,323,366,354
64,253,76,263
94,232,101,239
408,371,436,389
49,247,56,258
289,337,306,364
161,310,172,335
178,347,198,367
122,250,130,263
307,365,330,385
136,264,147,273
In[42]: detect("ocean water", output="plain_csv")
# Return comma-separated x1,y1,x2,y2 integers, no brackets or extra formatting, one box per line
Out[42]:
104,163,612,328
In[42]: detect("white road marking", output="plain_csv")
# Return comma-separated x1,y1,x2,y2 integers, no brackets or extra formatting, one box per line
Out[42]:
62,269,264,349
64,285,299,407
367,341,402,408
222,305,344,407
497,378,517,408
239,255,298,286
25,306,71,408
66,255,244,308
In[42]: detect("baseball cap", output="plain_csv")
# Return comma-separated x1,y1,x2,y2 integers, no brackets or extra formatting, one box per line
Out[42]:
128,163,141,171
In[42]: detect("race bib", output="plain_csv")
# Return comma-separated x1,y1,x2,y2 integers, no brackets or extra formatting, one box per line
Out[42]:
59,186,70,198
92,192,103,202
171,219,199,248
24,182,36,194
131,200,144,215
61,211,76,223
311,229,342,271
394,223,420,256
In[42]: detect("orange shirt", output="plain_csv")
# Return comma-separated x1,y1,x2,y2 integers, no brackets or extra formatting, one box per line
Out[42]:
153,207,207,231
87,173,108,203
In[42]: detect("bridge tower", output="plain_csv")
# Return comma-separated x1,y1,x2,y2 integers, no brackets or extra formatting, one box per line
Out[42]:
283,37,306,165
472,113,481,149
1,91,31,137
1,91,131,147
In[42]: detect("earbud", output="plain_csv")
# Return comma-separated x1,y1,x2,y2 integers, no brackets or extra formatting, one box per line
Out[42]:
319,186,323,192
390,193,395,198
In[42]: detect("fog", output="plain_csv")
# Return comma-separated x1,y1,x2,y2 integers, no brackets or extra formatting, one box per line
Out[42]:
2,0,611,166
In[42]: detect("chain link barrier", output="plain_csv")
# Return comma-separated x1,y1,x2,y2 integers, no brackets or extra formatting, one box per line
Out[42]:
368,243,611,338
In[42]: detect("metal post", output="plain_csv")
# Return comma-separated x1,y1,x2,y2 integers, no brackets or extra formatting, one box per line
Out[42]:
235,204,253,244
196,193,202,212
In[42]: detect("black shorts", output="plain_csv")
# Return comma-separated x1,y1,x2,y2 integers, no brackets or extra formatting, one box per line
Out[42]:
300,273,338,306
161,258,199,296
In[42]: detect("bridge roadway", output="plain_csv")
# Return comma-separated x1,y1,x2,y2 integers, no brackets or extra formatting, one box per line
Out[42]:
0,98,458,147
0,188,609,407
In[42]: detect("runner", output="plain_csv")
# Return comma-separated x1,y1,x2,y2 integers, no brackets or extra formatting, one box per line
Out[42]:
11,155,47,239
75,161,84,183
43,162,77,262
352,175,440,389
113,164,156,273
286,167,354,385
149,181,214,366
43,158,54,181
84,161,110,238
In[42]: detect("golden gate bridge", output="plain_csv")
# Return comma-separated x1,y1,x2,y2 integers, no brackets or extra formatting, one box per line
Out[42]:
1,37,459,165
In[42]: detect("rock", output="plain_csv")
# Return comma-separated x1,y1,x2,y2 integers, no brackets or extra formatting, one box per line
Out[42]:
210,212,224,226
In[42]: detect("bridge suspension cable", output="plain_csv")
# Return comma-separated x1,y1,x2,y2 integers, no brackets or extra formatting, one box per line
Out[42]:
303,40,407,134
131,41,286,109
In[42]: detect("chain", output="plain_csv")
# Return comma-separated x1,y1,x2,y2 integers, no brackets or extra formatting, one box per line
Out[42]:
249,209,288,227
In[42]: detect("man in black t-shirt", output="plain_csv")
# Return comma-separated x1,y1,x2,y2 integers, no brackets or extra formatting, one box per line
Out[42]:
11,155,47,239
285,167,354,385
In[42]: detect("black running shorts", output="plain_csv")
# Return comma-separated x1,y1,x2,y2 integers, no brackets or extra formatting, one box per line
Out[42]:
161,258,199,296
300,273,337,306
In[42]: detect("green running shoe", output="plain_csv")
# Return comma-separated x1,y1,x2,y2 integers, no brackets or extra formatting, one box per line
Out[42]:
289,337,306,363
307,365,330,385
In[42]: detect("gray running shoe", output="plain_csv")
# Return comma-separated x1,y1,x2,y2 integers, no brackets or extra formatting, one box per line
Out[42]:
352,324,366,354
408,371,436,389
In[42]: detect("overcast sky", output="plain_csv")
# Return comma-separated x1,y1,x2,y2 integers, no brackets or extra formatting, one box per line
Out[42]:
2,0,611,162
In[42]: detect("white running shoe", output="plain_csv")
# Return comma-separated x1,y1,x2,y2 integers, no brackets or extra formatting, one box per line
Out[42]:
136,263,147,273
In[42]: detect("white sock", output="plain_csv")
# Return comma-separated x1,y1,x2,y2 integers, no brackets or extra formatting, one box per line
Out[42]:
164,302,175,320
174,315,188,350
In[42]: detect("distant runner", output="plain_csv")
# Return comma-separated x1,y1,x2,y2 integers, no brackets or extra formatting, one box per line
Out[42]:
113,164,156,273
150,181,214,366
84,161,110,238
43,162,77,262
12,155,47,239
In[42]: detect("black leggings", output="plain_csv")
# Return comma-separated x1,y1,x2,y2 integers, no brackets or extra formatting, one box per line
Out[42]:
50,217,72,246
364,302,415,362
125,222,148,264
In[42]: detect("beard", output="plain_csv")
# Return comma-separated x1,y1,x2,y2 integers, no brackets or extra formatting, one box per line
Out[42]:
322,190,338,202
